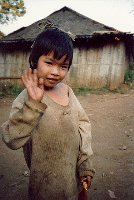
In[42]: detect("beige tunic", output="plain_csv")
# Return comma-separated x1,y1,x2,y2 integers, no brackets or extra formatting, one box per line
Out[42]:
1,86,95,200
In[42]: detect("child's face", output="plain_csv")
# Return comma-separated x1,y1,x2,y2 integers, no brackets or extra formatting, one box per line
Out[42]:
37,51,69,88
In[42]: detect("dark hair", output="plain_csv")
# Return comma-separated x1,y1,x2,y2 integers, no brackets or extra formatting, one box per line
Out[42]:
29,28,73,69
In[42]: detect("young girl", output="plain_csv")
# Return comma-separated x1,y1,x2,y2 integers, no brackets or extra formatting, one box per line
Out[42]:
1,27,95,200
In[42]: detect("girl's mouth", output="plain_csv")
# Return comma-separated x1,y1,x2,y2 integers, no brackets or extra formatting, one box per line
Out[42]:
47,78,59,83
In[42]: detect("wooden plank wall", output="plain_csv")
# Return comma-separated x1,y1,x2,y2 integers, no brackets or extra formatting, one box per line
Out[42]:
66,41,129,89
0,49,30,87
0,42,129,90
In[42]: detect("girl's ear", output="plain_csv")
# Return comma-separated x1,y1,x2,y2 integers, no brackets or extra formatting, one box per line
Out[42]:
30,60,36,70
31,60,34,67
30,61,34,74
30,58,37,69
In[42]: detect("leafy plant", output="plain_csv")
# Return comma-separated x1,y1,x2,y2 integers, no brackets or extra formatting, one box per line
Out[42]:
7,82,23,95
0,84,8,96
0,31,5,39
124,65,134,84
74,85,95,96
74,85,129,96
0,82,24,96
0,0,26,24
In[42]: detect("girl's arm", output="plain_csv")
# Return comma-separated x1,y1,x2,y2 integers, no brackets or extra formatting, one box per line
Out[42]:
1,68,46,150
76,98,95,188
1,89,47,150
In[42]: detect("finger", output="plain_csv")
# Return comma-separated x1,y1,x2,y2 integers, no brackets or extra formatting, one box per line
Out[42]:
38,78,44,90
86,176,91,189
21,69,32,87
21,74,29,88
23,70,29,82
21,70,28,85
28,68,33,80
24,69,28,77
21,75,25,85
33,69,38,86
80,176,84,184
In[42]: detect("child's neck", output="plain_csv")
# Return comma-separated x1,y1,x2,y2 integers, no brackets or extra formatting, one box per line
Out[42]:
44,83,69,106
44,84,57,91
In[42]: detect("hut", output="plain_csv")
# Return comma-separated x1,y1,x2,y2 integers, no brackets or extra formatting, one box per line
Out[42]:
0,6,133,89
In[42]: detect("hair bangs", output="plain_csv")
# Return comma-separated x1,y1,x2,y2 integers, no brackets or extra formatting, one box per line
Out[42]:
29,28,73,69
43,33,72,61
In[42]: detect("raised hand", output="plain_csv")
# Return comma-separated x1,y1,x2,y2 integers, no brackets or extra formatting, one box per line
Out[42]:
21,68,44,102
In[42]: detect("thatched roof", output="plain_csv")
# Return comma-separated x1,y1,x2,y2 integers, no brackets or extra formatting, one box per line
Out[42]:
1,6,121,44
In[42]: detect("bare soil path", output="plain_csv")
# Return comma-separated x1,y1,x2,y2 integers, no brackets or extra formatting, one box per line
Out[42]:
0,91,134,200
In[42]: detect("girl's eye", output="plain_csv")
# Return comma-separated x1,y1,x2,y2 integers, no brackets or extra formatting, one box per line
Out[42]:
46,62,52,65
61,66,68,70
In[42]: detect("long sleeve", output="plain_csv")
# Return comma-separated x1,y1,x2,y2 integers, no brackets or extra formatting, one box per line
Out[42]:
1,89,47,150
76,98,95,178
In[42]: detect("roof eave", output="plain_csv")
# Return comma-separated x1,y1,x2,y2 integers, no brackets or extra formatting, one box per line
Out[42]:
76,31,133,39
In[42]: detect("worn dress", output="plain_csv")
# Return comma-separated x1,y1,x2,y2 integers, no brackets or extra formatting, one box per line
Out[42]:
1,86,95,200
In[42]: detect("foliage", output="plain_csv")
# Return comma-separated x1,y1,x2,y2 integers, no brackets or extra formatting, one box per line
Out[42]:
74,86,93,96
0,82,24,96
73,85,130,96
124,64,134,84
128,0,134,15
74,85,104,96
0,0,26,24
0,30,5,38
0,81,133,97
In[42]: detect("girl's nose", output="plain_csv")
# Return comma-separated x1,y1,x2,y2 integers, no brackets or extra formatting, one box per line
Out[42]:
51,66,60,76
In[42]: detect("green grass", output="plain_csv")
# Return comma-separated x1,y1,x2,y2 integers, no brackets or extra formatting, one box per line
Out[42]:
0,81,132,98
0,82,24,97
73,85,129,96
124,65,134,84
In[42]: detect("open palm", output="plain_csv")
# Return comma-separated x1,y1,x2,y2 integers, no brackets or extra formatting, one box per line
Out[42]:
21,68,44,102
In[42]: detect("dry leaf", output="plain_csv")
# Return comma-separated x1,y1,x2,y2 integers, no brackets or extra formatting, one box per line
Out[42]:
108,190,117,198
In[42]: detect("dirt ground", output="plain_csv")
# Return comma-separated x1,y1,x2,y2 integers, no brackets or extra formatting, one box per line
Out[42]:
0,89,134,200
